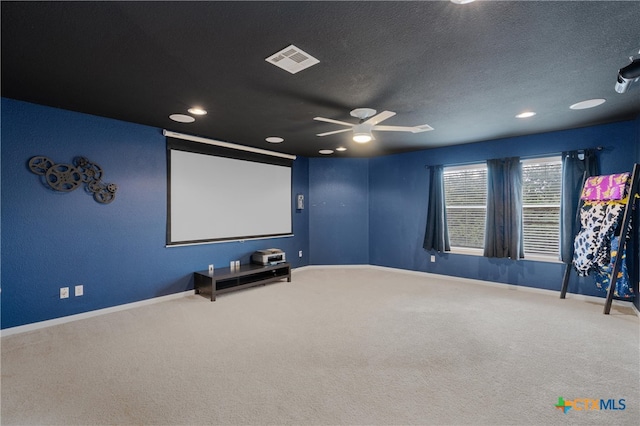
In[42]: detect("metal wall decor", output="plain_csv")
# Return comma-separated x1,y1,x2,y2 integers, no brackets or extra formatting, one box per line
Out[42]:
28,155,118,204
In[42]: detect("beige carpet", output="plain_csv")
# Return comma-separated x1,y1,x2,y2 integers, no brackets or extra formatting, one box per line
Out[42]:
1,267,638,425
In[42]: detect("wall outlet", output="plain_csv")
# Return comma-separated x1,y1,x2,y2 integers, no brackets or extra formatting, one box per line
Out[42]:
430,255,436,263
299,250,303,258
208,264,214,273
60,287,69,299
75,285,84,297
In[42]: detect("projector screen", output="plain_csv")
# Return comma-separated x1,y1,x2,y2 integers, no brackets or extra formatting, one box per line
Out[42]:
166,135,294,246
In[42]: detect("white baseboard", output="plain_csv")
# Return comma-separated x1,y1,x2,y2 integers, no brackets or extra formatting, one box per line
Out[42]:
3,268,326,336
298,264,639,317
4,265,637,336
1,290,194,337
293,264,370,271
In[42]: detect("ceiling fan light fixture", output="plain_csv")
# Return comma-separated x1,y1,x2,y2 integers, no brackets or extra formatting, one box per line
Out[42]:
353,132,372,143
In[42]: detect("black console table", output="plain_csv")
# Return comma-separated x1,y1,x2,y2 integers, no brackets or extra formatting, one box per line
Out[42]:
193,262,291,301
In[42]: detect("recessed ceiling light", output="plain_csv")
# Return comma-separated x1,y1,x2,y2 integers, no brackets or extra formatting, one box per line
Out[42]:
169,114,195,123
450,0,476,4
187,107,207,115
319,149,334,155
516,111,536,119
570,99,606,110
265,137,284,143
335,147,347,152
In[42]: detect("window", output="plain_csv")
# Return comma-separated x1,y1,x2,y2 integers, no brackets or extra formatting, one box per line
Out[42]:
443,156,562,258
443,164,487,249
521,157,562,256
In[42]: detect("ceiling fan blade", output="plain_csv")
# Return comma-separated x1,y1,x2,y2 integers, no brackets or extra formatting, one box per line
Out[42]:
373,124,434,133
413,124,434,132
316,128,352,137
364,110,396,126
313,117,355,127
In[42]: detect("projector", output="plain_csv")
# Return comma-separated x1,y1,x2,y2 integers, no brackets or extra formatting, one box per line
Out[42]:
251,248,286,265
615,58,640,94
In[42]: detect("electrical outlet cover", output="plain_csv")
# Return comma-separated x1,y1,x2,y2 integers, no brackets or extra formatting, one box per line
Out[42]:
60,287,69,299
75,285,83,296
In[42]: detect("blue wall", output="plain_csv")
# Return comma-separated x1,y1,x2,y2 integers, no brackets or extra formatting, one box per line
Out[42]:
369,121,639,304
308,158,369,265
2,98,638,330
1,98,310,329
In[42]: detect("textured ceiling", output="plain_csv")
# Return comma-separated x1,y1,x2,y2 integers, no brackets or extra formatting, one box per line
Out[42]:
2,1,639,157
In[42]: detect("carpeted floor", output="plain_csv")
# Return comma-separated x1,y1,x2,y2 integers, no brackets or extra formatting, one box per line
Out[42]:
1,267,638,425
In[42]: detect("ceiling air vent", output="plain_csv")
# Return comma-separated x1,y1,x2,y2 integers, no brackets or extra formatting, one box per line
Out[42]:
265,44,319,74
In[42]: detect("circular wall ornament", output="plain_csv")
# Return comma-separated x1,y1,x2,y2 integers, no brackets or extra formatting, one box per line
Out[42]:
28,156,54,175
45,164,82,192
29,155,118,204
93,188,116,204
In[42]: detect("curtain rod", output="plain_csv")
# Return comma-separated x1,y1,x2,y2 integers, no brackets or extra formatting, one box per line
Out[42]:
570,145,605,153
424,146,605,169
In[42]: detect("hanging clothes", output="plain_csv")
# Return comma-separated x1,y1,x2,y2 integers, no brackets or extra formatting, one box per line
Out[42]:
594,236,633,298
560,163,639,314
580,172,630,201
572,201,625,276
572,172,631,276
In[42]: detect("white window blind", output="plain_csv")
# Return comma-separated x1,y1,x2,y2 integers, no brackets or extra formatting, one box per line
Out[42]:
521,157,562,256
443,157,562,257
444,164,487,249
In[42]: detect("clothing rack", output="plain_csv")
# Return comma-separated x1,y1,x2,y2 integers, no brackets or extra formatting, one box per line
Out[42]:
560,163,639,314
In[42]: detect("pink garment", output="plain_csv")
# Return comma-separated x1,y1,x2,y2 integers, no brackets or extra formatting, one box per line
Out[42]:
580,173,630,201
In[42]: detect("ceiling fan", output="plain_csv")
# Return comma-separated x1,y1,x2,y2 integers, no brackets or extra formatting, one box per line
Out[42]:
313,108,433,143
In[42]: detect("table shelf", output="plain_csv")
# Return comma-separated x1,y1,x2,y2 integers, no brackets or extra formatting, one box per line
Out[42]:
194,262,291,301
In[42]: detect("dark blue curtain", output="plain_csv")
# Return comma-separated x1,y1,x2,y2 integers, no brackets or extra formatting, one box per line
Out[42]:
560,150,598,263
483,157,524,259
423,165,450,252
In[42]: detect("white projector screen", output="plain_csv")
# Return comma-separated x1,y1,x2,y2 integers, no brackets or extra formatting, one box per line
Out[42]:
167,138,293,245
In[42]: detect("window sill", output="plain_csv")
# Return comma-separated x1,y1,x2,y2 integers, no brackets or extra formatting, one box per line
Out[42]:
522,253,562,264
448,247,562,264
449,247,484,256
